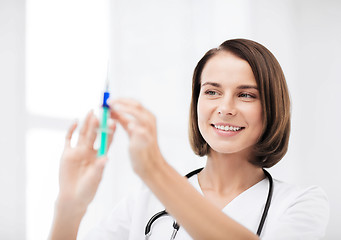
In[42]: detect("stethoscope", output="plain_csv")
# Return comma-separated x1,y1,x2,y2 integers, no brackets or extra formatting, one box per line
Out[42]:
145,168,273,240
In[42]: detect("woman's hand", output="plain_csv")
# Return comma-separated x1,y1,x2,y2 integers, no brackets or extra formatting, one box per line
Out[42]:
109,98,165,178
49,111,116,240
58,110,116,209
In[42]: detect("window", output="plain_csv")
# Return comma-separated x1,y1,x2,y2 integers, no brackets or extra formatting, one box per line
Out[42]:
26,0,109,239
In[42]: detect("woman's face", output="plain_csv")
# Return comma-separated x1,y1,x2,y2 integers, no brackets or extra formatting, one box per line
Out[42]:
197,51,263,157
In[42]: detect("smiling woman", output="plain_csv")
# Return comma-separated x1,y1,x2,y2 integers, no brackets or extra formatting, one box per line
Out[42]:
49,38,329,240
189,39,290,168
197,51,263,158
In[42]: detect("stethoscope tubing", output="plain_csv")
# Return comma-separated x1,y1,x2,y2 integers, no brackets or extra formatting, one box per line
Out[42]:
257,169,273,235
145,168,273,239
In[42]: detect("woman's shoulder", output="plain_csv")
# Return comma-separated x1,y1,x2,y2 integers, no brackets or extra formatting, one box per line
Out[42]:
272,178,329,207
262,178,330,239
270,178,329,218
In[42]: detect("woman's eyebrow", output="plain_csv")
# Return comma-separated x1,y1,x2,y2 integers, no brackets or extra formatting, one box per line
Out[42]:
201,82,221,88
201,82,258,90
237,85,258,90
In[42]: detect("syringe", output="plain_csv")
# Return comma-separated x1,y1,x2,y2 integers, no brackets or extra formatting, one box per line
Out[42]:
98,65,110,156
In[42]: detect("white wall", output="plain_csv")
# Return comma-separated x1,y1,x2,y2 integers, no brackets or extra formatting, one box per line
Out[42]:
0,0,26,239
248,1,341,238
291,1,341,238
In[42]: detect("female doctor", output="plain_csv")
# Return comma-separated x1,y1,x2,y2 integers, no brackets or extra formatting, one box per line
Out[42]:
49,39,329,240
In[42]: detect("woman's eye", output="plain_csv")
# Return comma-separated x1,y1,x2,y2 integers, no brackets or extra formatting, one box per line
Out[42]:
239,93,256,99
205,90,218,96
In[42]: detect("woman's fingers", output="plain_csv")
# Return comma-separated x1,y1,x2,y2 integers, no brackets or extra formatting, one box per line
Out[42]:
78,110,94,146
65,121,78,148
66,108,117,155
85,115,99,149
111,99,149,120
111,110,135,135
109,98,153,134
66,100,149,154
106,120,117,149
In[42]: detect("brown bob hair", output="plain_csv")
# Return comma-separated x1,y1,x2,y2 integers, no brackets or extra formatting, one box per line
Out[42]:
189,39,291,168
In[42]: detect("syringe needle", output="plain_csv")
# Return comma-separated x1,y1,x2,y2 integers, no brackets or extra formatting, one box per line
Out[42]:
98,62,110,156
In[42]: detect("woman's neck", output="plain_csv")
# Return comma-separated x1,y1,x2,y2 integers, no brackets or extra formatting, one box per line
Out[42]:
198,150,265,196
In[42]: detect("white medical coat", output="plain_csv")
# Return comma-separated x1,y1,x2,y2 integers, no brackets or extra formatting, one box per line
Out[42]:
84,174,329,239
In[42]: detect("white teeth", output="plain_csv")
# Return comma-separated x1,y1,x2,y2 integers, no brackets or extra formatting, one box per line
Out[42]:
214,125,242,132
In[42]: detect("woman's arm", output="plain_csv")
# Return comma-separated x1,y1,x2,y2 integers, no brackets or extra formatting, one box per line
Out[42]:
49,111,116,240
110,98,259,240
145,160,259,240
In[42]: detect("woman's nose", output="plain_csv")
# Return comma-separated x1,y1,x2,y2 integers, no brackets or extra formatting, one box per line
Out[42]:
217,97,237,116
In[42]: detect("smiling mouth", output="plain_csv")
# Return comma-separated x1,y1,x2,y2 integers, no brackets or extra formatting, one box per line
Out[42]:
211,124,245,132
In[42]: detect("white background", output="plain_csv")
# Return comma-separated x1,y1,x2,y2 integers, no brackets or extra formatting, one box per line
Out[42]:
0,0,340,239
